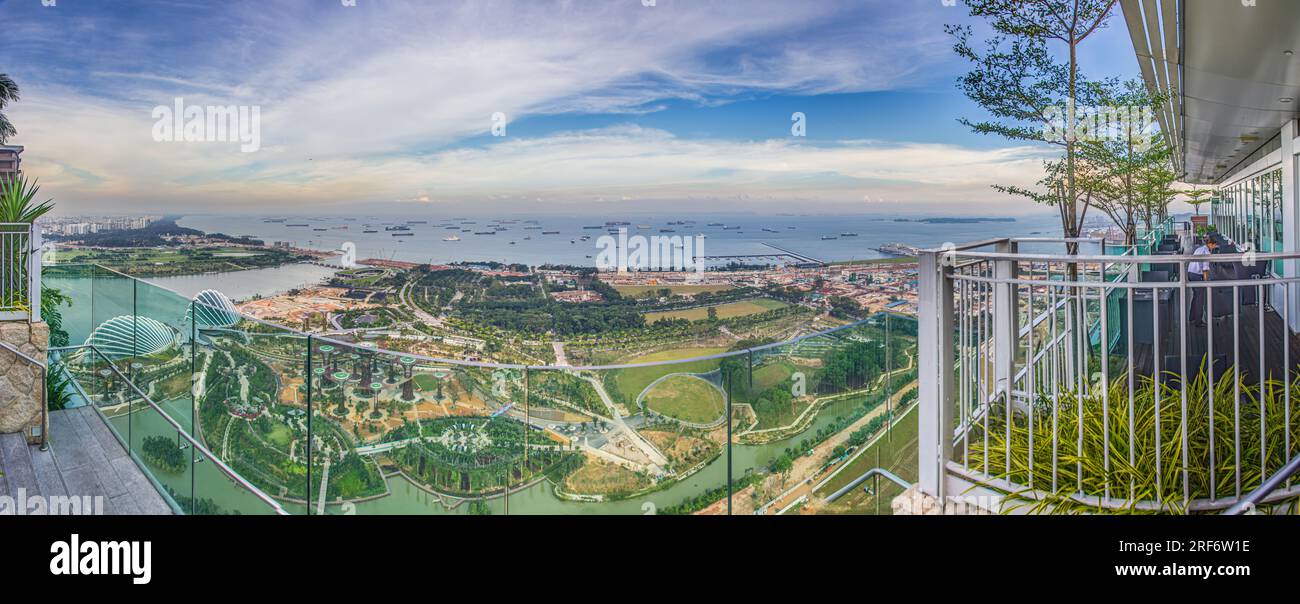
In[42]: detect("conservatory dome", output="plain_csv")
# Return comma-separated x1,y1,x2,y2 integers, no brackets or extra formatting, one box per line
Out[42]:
85,316,178,360
190,289,240,328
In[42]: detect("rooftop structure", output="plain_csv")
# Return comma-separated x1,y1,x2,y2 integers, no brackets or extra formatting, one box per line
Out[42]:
907,2,1300,514
0,145,21,184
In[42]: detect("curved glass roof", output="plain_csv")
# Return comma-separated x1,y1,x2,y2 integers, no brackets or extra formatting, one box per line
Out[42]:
191,289,240,328
85,315,177,360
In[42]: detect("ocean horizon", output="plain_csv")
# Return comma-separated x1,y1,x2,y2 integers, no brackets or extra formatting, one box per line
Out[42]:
178,212,1076,266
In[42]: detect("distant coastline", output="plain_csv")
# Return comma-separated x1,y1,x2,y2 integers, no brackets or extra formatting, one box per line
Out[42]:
893,217,1017,224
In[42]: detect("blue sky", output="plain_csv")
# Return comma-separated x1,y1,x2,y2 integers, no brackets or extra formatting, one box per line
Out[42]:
0,0,1142,215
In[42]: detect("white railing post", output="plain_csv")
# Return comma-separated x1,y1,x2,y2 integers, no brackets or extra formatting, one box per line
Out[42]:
28,226,41,323
918,249,954,500
994,241,1019,406
1280,118,1299,333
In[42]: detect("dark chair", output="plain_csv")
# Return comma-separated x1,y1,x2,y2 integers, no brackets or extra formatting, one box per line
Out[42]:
1148,262,1177,275
1235,262,1270,307
1130,288,1173,346
1209,264,1236,321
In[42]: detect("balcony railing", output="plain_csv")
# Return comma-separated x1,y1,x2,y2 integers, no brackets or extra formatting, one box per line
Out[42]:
918,228,1300,513
42,263,918,515
0,222,41,320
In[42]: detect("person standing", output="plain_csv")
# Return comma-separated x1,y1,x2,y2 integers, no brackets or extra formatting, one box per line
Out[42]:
1189,238,1218,325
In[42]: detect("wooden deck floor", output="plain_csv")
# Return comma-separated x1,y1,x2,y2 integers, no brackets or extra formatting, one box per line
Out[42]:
0,407,173,515
1132,299,1300,384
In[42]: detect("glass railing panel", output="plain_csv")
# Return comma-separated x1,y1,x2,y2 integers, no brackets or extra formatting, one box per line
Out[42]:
509,360,734,515
191,301,309,514
40,263,95,349
735,315,918,515
123,390,191,515
59,344,102,408
89,264,135,342
305,340,464,514
50,263,927,515
125,279,194,424
810,314,920,514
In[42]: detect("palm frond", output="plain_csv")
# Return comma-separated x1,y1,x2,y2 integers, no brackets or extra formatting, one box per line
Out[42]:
0,177,54,224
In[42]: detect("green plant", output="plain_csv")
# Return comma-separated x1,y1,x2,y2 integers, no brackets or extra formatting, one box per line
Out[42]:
41,286,70,347
141,435,188,473
0,73,17,144
966,364,1300,514
1182,189,1215,215
46,361,72,411
0,176,54,224
1194,223,1218,238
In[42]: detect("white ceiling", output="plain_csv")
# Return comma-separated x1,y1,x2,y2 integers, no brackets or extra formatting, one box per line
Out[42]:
1118,0,1300,183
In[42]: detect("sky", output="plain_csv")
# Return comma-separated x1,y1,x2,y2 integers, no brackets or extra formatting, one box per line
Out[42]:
0,0,1143,217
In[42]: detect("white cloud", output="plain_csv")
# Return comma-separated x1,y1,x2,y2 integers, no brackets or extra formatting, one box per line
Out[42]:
4,0,1035,213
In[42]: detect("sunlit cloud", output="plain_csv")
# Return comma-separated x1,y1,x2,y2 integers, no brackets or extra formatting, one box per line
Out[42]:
1,0,1042,214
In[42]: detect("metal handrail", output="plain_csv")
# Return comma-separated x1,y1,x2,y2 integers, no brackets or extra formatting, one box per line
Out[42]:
0,339,47,451
45,262,920,515
1224,454,1300,515
920,224,1300,513
824,467,912,503
54,343,289,515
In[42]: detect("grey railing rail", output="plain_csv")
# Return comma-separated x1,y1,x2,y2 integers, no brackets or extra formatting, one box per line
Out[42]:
824,467,912,503
0,339,46,450
1224,454,1300,515
54,344,290,515
919,231,1300,513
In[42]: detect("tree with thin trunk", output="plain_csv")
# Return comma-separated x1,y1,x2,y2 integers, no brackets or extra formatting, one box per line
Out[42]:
1181,189,1214,216
949,0,1120,258
1078,79,1172,246
0,74,18,144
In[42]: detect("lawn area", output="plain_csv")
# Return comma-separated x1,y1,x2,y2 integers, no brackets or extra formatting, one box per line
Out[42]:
412,372,450,391
53,245,298,277
644,298,787,323
751,361,795,392
610,346,728,404
565,456,652,495
642,375,725,424
751,398,812,431
154,370,195,400
265,423,293,448
613,284,734,298
813,404,919,514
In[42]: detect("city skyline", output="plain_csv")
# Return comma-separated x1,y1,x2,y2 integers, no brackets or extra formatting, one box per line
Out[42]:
2,0,1141,216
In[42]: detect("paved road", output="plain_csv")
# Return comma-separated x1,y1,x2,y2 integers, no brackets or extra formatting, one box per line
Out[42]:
399,280,444,327
316,460,330,515
552,341,568,366
582,375,668,471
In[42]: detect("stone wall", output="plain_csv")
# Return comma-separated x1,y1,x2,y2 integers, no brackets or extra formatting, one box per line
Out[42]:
0,321,50,444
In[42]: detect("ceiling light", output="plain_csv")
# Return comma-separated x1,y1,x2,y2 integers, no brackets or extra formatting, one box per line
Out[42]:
1281,97,1295,104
